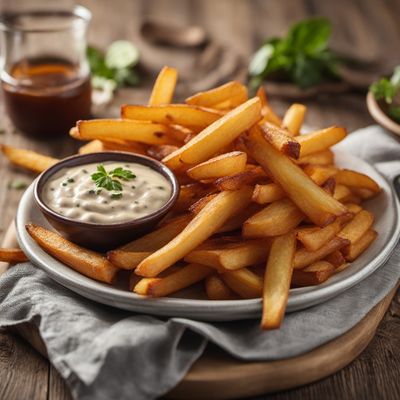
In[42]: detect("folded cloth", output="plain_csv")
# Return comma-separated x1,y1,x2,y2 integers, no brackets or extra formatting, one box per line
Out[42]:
0,125,399,400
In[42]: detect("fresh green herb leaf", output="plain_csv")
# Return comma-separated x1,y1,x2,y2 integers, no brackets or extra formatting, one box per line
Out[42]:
388,105,400,123
249,17,340,89
370,78,396,104
105,40,139,70
7,180,28,190
91,164,134,192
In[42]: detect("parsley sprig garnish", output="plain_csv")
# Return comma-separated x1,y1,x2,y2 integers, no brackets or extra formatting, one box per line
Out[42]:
91,165,136,192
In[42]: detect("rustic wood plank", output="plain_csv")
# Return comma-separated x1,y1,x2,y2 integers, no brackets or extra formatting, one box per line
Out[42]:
0,329,49,400
49,366,73,400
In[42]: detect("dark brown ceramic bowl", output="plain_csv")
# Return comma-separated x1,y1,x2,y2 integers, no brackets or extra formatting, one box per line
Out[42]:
34,152,180,251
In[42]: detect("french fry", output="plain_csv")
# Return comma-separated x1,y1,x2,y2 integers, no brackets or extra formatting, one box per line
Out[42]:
260,121,300,159
107,215,191,269
324,250,346,268
168,124,193,142
350,187,377,200
322,177,336,196
186,151,247,180
335,262,351,273
148,66,178,106
333,184,354,202
1,144,58,173
281,104,307,136
296,218,344,252
345,229,377,261
215,166,266,191
26,224,118,283
291,261,335,287
303,165,338,185
243,199,303,238
256,86,282,126
261,231,296,329
76,119,175,145
294,237,350,269
147,145,179,161
335,169,381,193
244,128,348,226
185,81,248,108
121,104,222,129
345,203,363,214
338,210,374,248
172,183,214,213
134,263,213,297
135,187,253,277
78,139,104,154
205,275,236,300
189,194,218,214
295,150,334,166
221,268,263,298
297,127,347,157
251,183,285,204
101,139,147,154
0,248,28,263
218,203,263,233
184,238,270,271
162,98,262,168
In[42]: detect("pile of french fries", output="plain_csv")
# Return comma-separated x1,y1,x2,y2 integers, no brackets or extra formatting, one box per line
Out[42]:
1,66,381,329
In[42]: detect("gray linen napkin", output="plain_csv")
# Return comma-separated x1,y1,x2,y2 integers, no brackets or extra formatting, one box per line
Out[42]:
0,125,399,400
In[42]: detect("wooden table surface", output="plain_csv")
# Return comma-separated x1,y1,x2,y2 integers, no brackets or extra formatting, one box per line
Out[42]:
1,0,400,399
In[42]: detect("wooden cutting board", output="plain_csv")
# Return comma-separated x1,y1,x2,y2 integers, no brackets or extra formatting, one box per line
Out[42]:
2,223,398,399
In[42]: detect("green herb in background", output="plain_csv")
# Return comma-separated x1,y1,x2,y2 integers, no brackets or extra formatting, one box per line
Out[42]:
8,180,28,190
87,40,140,92
91,164,136,192
370,66,400,123
249,18,340,90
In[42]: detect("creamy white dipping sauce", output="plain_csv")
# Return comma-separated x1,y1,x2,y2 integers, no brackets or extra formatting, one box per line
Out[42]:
42,162,172,224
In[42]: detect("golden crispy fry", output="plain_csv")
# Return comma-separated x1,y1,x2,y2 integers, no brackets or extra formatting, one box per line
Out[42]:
256,86,282,126
261,231,296,329
121,104,222,129
172,183,214,213
221,268,263,299
185,81,248,108
78,139,104,154
148,66,178,106
297,127,347,157
168,125,193,142
215,166,266,191
335,169,381,193
295,150,334,166
218,203,263,233
135,187,253,277
26,224,118,283
333,184,354,203
345,229,377,261
303,165,338,185
350,187,377,200
243,199,303,238
1,144,58,173
322,177,336,196
251,183,285,204
294,237,350,270
134,263,213,297
187,151,247,181
205,275,236,300
147,145,179,161
0,248,28,263
244,128,348,226
189,194,218,214
184,238,270,271
107,215,191,269
324,250,346,268
281,104,307,136
292,261,335,287
335,262,351,273
76,119,175,145
162,98,261,168
101,139,147,154
296,218,343,252
345,203,363,214
338,210,374,248
260,121,300,159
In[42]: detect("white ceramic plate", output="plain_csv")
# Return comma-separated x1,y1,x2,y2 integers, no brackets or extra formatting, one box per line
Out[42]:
16,151,400,321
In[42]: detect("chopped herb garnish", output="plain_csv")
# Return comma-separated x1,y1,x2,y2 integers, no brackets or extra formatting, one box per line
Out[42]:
91,164,135,192
134,201,139,204
62,182,67,187
7,180,28,190
67,178,75,183
111,193,123,200
76,203,80,207
82,169,88,174
131,185,136,189
103,200,108,204
157,186,165,190
89,189,96,195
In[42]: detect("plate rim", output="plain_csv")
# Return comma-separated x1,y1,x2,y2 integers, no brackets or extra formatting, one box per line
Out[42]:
15,150,400,320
